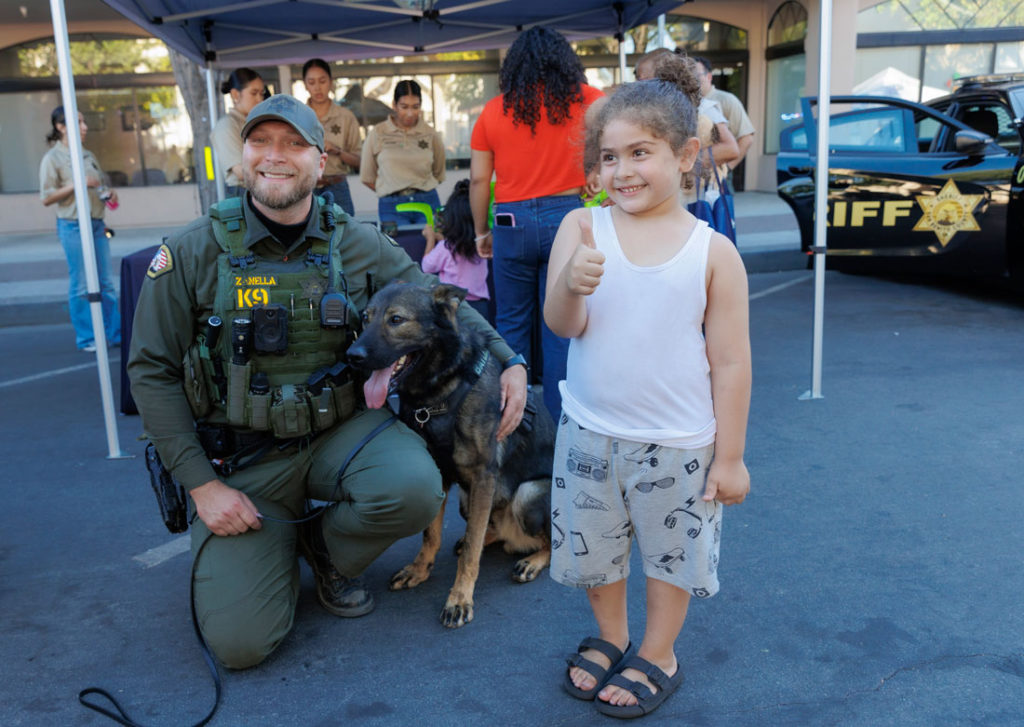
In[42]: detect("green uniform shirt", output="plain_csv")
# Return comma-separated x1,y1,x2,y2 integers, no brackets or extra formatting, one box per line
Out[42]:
128,196,514,491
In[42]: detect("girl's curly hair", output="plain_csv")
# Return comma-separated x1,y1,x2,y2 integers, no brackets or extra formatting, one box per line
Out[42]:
583,80,698,181
439,179,478,263
500,27,585,134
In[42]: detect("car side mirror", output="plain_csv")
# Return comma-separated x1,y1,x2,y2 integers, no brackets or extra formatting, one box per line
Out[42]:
954,129,991,155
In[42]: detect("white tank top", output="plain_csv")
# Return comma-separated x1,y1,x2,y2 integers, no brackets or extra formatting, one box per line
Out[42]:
558,206,716,448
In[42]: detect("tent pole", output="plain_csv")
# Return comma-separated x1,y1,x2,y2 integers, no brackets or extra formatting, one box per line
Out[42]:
206,66,226,202
802,0,832,401
48,0,128,458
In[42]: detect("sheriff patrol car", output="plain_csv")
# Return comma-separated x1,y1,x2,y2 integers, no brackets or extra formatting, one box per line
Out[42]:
777,74,1024,284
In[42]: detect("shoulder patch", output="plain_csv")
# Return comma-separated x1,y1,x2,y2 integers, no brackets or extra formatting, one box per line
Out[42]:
146,244,174,279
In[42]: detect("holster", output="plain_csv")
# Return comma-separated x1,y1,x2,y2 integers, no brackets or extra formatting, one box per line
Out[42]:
144,443,189,534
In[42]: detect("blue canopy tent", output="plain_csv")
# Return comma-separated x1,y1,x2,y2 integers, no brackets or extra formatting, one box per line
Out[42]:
98,0,686,68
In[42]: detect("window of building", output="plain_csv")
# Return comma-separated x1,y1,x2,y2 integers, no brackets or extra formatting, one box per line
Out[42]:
0,35,191,194
854,47,923,101
856,2,1024,105
995,42,1024,73
923,43,994,101
765,1,808,155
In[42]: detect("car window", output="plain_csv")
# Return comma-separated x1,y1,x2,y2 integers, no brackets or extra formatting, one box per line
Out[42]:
915,114,943,153
828,107,906,152
953,102,1020,154
780,123,807,151
1011,89,1024,118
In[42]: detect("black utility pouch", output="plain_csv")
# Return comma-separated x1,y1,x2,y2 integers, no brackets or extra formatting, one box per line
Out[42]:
144,443,189,534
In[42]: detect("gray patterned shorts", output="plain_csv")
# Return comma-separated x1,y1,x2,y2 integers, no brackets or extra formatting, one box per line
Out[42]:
549,412,721,598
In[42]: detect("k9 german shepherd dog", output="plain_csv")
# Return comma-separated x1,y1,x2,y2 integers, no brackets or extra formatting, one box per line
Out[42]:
346,281,555,628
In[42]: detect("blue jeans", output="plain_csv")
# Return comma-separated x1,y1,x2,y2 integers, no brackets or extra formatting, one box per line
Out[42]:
377,189,441,227
491,194,582,420
57,217,120,349
318,177,355,217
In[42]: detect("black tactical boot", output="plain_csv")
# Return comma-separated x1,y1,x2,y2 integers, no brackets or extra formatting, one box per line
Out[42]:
298,508,375,618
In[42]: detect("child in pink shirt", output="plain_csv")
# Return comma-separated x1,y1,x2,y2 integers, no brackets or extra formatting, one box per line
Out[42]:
421,179,491,320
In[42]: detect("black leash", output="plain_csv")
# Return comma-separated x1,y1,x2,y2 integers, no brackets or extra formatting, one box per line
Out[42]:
79,414,397,726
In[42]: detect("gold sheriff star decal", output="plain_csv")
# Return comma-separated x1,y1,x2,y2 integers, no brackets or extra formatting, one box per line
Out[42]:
912,179,982,247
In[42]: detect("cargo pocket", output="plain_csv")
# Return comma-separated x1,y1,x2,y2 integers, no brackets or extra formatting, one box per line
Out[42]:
330,380,357,421
248,391,271,431
182,344,212,419
269,384,312,438
226,362,251,427
311,387,335,431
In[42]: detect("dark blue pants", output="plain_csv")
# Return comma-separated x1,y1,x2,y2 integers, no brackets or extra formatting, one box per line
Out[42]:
491,194,582,420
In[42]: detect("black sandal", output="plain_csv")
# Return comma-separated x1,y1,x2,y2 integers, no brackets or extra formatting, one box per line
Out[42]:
595,655,684,718
563,637,631,701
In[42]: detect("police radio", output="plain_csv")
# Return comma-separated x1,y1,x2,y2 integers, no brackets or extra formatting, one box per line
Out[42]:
318,194,354,330
320,292,348,328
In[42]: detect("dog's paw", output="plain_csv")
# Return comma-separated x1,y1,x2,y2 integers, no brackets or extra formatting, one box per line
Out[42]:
512,551,550,583
389,564,430,591
440,599,474,628
512,560,541,583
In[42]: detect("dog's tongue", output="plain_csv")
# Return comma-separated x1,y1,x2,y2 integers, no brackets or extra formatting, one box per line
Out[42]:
363,363,397,409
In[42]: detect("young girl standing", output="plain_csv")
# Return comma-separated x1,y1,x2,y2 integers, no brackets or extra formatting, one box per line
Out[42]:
420,179,491,321
544,80,751,719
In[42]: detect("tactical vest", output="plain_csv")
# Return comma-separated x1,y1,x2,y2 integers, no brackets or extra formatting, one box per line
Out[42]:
183,196,359,438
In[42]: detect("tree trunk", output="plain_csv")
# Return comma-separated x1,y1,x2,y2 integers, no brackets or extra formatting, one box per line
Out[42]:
169,48,217,211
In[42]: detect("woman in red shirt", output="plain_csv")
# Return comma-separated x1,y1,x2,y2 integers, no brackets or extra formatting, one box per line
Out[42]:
470,27,603,420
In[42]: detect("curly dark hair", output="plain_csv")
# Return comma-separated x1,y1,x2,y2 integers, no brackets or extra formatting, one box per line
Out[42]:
583,80,698,177
439,179,478,263
499,27,585,134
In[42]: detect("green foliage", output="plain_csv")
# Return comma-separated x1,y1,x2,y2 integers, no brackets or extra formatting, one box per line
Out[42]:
18,37,171,77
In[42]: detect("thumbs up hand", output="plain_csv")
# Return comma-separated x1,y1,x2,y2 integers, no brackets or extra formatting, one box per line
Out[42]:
564,217,605,296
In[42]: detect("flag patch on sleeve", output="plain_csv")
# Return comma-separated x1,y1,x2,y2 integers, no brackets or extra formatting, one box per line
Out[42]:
147,244,173,279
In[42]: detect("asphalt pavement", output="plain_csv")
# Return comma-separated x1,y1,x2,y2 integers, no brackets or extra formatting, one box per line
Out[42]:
2,255,1023,725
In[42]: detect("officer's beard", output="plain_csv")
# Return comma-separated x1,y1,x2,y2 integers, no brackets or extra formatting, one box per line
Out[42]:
245,166,317,211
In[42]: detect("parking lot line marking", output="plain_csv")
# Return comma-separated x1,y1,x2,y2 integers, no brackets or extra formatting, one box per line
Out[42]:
749,273,812,301
0,357,120,389
133,535,191,568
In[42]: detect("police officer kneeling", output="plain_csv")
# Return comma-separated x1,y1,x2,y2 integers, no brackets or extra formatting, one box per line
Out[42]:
129,95,527,670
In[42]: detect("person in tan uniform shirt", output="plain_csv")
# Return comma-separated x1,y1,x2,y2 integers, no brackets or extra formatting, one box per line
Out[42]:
360,79,445,227
302,58,362,216
39,106,120,351
210,68,266,195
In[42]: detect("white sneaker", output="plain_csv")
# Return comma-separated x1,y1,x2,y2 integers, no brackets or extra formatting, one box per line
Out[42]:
80,343,97,352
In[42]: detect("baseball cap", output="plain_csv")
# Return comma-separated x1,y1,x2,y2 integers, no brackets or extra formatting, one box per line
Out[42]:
240,94,325,151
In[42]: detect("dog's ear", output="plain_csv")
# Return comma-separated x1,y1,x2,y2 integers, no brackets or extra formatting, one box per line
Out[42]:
432,283,467,319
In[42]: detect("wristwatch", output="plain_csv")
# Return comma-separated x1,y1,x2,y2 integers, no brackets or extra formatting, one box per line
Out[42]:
502,353,527,371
